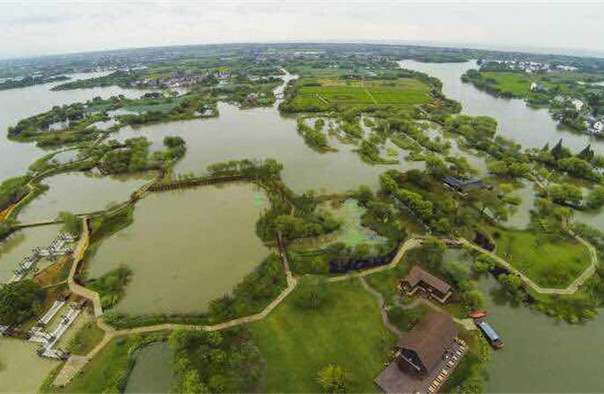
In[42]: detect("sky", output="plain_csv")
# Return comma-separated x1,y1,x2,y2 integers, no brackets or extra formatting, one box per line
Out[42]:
1,1,604,59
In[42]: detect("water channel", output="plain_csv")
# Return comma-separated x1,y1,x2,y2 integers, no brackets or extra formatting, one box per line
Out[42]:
408,61,604,392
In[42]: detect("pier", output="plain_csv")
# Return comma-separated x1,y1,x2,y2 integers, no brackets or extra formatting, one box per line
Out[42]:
8,233,76,283
28,303,83,360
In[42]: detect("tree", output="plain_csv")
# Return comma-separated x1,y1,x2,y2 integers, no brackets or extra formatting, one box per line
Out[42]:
586,186,604,209
0,280,45,326
548,184,583,207
57,211,82,235
317,364,349,393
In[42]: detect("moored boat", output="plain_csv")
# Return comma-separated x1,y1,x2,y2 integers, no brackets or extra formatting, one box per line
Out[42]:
468,310,488,319
475,319,504,349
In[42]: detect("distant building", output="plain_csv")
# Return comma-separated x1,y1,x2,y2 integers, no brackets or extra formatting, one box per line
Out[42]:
530,82,548,92
443,176,487,193
571,98,584,111
375,312,462,393
399,266,453,303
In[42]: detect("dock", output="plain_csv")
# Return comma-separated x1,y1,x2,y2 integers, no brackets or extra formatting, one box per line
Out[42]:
8,233,76,283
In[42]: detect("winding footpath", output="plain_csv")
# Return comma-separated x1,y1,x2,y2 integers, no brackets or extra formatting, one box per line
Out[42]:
53,218,599,387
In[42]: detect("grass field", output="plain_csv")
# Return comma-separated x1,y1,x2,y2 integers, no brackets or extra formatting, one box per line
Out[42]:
288,78,432,111
486,226,591,288
250,279,396,393
480,72,534,97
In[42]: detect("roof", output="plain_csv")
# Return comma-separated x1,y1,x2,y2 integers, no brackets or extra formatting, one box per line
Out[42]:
443,176,485,191
403,266,452,295
477,321,499,341
398,311,458,373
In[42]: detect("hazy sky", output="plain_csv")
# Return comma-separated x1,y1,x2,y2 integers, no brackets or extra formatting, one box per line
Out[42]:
1,1,604,59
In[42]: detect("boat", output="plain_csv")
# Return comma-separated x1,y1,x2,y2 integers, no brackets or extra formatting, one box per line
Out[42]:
475,319,504,349
468,310,488,319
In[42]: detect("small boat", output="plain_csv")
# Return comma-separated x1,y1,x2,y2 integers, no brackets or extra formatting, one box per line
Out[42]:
468,310,488,319
476,320,504,349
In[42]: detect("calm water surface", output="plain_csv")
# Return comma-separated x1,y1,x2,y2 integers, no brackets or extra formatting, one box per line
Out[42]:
125,342,175,393
17,172,149,222
0,338,59,392
87,183,270,315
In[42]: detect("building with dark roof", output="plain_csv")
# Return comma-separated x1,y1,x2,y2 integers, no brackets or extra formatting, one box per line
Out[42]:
443,176,486,193
396,312,458,376
375,312,462,393
400,266,453,303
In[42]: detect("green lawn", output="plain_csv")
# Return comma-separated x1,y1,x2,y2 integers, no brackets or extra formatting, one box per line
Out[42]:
289,78,432,111
487,226,591,288
480,72,534,97
66,321,105,356
250,279,396,393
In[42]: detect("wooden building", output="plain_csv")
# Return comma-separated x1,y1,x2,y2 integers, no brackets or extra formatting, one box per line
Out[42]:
400,266,453,303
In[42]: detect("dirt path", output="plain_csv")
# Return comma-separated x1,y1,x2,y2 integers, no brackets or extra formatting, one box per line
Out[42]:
359,276,403,337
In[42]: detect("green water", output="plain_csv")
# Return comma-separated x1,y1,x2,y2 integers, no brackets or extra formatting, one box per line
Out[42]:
124,342,175,393
87,183,270,315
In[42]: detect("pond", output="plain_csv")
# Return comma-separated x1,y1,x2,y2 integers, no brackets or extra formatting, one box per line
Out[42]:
291,199,388,251
124,342,175,393
87,183,270,315
0,71,150,183
17,172,150,223
0,224,62,283
0,338,59,392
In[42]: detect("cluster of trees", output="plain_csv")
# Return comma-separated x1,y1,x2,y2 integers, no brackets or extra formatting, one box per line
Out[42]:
357,139,398,165
86,265,132,309
207,158,283,180
208,253,286,322
0,280,45,326
547,183,583,207
0,175,30,211
488,160,531,179
296,118,332,152
101,137,152,174
532,140,603,182
169,328,264,393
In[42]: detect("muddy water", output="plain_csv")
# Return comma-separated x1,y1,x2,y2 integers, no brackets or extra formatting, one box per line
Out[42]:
0,338,59,392
17,172,149,222
87,183,270,315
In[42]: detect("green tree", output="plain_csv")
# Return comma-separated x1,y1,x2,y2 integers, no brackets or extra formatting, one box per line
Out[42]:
57,211,82,235
317,364,350,393
0,280,45,326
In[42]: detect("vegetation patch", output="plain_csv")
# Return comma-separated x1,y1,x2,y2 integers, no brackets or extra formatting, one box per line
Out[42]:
250,279,395,392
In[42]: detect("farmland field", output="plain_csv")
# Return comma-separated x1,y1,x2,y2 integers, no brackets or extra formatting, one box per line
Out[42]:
285,77,432,111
